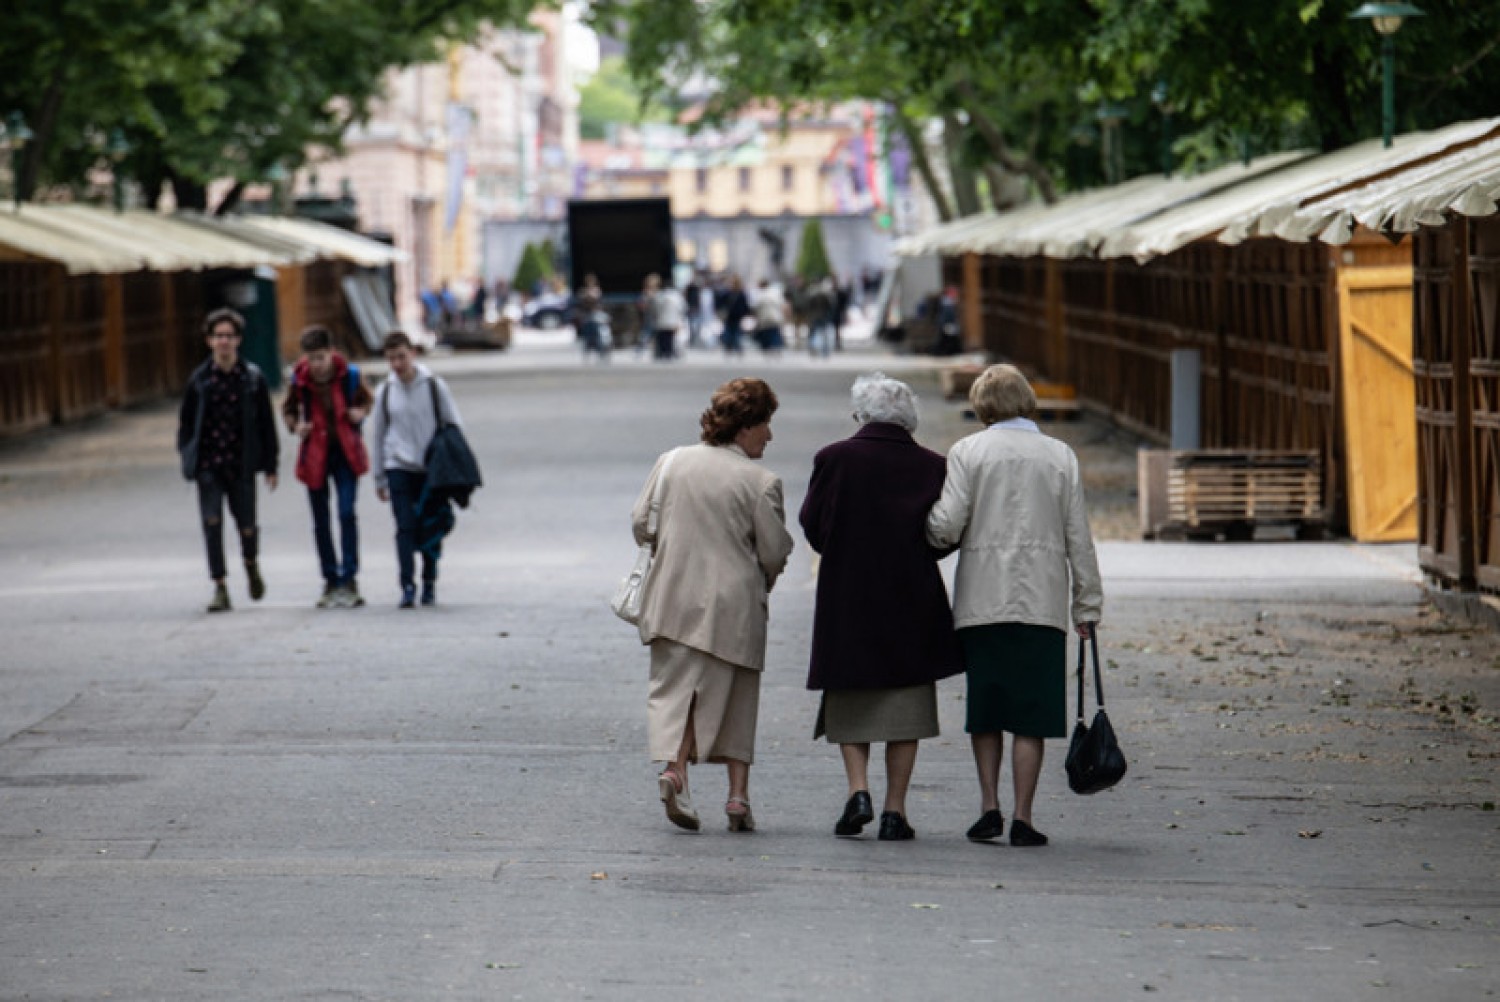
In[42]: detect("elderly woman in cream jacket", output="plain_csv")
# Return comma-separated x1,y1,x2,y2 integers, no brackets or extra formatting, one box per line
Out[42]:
632,378,794,833
926,364,1103,848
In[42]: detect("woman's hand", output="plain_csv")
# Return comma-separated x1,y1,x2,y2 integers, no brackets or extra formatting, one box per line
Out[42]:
346,406,368,425
1077,622,1096,639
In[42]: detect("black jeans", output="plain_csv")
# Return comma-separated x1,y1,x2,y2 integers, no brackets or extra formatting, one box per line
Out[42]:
387,469,434,590
197,468,257,581
308,446,359,586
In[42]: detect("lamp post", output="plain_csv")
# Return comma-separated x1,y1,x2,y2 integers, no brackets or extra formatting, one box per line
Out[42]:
106,128,129,212
1152,81,1175,178
1349,2,1425,148
2,112,34,211
1095,101,1128,185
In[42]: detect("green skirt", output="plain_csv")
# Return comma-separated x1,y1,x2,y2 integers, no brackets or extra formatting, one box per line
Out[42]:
960,623,1067,738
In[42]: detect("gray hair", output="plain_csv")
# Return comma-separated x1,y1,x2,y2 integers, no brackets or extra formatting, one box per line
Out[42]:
851,372,919,432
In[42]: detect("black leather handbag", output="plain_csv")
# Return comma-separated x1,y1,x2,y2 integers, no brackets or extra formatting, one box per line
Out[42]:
1065,632,1127,795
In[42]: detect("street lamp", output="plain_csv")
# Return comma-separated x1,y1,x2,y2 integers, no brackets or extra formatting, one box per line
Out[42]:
1095,101,1128,185
1152,81,1175,178
106,128,129,212
1349,2,1425,149
2,111,34,211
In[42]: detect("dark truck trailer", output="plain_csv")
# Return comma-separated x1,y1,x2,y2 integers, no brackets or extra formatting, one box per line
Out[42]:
567,198,675,346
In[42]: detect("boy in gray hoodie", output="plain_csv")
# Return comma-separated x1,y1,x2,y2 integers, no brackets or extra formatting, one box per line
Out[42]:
368,331,465,608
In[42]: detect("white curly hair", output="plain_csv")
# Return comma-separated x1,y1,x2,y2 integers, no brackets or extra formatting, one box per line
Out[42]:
851,372,919,432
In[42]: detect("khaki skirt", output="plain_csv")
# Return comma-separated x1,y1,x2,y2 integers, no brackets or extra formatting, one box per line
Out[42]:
814,683,939,744
648,639,761,764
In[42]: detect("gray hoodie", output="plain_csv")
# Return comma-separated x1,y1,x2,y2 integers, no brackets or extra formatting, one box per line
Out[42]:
368,363,464,490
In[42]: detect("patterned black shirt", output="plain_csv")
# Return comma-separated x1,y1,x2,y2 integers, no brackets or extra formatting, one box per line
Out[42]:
200,361,245,475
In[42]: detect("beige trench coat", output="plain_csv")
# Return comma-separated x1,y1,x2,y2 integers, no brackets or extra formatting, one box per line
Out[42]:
631,442,794,670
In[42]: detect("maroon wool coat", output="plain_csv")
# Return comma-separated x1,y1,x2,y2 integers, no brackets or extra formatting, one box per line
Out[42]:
799,422,965,691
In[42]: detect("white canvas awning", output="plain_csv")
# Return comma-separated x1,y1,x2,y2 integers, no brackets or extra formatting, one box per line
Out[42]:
232,216,406,267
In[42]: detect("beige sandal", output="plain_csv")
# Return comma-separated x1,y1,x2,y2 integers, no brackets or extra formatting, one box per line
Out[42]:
659,767,700,831
725,796,755,833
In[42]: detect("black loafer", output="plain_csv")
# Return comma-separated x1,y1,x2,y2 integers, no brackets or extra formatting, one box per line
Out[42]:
966,809,1005,842
877,811,915,841
834,790,875,837
1009,819,1049,847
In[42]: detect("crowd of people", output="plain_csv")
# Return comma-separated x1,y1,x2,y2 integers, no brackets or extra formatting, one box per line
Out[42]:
631,368,1102,845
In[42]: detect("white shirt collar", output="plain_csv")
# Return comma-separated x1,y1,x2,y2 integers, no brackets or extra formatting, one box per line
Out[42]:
989,417,1041,433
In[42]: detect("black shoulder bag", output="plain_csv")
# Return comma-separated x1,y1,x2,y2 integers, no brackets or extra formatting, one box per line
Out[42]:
1064,632,1127,795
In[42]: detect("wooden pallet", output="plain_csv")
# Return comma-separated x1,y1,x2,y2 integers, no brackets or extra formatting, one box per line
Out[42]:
1141,449,1324,539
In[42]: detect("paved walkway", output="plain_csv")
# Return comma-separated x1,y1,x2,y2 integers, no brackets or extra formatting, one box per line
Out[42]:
0,345,1496,1000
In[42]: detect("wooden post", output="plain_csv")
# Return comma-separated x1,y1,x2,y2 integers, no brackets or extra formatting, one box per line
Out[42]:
961,252,983,351
102,273,125,406
1452,215,1477,589
47,265,66,423
1044,258,1064,381
161,272,179,387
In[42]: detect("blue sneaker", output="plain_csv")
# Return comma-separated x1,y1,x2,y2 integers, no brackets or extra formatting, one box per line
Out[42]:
399,585,416,609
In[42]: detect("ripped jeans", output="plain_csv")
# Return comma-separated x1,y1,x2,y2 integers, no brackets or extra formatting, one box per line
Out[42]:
197,468,258,581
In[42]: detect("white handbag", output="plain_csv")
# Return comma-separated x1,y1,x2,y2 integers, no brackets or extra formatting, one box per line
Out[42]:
611,449,679,625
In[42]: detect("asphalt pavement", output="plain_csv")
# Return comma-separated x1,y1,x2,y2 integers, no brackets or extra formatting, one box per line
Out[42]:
1,337,1497,1001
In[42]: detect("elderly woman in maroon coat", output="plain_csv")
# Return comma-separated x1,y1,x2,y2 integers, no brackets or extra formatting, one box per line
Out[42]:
799,373,964,841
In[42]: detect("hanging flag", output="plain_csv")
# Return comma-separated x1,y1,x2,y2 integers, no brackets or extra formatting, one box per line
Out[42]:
444,103,474,233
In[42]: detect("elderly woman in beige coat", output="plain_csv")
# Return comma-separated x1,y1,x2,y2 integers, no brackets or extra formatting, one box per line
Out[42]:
632,377,794,833
927,364,1103,848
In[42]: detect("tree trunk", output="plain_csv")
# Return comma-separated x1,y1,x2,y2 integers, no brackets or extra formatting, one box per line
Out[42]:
168,168,208,211
941,113,983,217
213,181,247,217
16,67,69,203
982,164,1025,211
953,81,1059,204
891,107,953,223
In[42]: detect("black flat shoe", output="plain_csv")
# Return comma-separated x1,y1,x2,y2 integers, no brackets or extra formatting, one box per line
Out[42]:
877,811,915,841
834,790,875,837
1009,819,1049,847
966,809,1005,842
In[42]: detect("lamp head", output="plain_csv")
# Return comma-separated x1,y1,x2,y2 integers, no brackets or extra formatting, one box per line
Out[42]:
1349,2,1425,36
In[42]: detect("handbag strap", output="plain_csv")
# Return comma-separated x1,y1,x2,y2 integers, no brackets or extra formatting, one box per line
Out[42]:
1075,632,1107,723
644,448,679,546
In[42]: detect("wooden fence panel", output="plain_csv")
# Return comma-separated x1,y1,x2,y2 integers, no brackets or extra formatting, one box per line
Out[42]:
1470,219,1500,590
55,271,109,423
121,271,172,404
0,262,54,434
1413,223,1469,584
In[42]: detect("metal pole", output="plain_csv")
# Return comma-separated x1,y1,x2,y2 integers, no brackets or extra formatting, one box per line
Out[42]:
1382,33,1396,148
1161,110,1173,178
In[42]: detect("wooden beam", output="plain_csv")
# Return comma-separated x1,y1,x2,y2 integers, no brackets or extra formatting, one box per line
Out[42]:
102,273,125,406
961,253,983,351
1452,215,1477,589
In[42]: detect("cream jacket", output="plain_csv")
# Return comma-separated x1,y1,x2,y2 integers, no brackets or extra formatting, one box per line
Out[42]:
632,442,794,670
926,424,1103,631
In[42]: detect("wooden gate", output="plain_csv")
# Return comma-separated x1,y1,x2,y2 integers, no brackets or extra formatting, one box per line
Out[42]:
1337,264,1418,541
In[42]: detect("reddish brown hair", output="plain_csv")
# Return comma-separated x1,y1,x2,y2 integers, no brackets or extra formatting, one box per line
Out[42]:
700,378,778,445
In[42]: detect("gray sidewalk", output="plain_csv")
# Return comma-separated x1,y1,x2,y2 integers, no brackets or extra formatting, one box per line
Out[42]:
0,355,1496,1000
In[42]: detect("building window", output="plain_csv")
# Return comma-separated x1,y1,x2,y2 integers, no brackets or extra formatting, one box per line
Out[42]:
696,168,708,194
739,167,751,193
782,165,794,191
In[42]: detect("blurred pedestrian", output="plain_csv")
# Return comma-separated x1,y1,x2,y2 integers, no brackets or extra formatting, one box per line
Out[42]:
283,325,373,608
640,273,686,361
370,331,466,609
573,273,609,361
926,364,1103,848
752,280,786,356
801,374,963,840
720,275,750,356
631,378,794,833
177,308,279,613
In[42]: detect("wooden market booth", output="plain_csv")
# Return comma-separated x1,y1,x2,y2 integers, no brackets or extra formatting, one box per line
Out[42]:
911,119,1500,542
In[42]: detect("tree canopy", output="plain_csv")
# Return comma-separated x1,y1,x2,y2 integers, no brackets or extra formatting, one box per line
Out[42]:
596,0,1500,215
1,0,543,210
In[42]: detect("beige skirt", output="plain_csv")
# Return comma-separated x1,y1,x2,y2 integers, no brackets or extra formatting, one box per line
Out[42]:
648,639,761,764
814,683,939,744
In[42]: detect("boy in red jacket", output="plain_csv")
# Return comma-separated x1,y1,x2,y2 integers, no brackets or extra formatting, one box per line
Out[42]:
282,326,373,607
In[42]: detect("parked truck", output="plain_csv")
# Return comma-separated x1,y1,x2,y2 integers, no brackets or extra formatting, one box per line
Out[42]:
566,197,675,346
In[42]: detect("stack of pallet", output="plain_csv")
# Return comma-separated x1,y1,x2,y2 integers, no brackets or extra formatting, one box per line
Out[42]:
1140,449,1323,540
